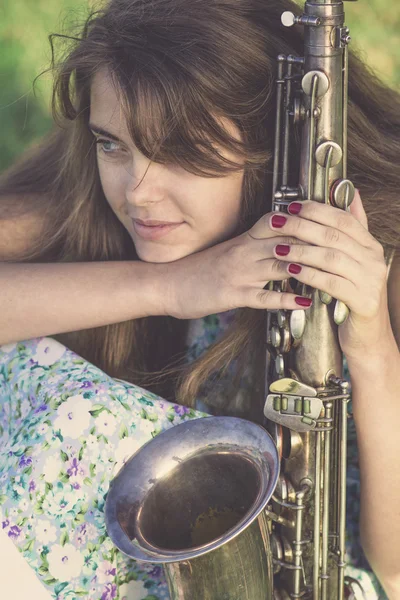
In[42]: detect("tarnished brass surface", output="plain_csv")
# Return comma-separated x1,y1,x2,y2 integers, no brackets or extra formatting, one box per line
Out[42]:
105,417,279,599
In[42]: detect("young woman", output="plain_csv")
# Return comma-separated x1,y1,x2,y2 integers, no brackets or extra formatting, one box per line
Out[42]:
0,0,399,598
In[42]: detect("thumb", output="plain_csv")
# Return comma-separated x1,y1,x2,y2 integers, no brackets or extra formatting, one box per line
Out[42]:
349,188,369,231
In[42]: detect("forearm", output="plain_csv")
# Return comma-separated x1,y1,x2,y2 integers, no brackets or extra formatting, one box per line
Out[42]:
0,260,166,344
347,333,400,596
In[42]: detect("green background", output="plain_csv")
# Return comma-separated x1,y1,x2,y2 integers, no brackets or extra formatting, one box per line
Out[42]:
1,0,399,172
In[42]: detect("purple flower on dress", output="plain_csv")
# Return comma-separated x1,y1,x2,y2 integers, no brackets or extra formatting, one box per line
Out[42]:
28,480,36,492
67,457,79,477
19,454,32,468
174,405,190,416
81,381,93,389
2,519,9,529
8,525,21,539
149,566,163,578
101,583,117,600
34,404,48,414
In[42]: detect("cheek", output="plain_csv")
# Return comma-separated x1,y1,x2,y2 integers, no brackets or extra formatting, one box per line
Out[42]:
97,162,125,212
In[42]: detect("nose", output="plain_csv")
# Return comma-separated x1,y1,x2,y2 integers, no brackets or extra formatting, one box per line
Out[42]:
125,160,168,207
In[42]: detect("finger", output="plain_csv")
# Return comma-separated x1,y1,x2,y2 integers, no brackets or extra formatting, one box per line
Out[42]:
242,287,313,311
348,189,369,231
280,262,357,308
271,243,362,284
247,228,310,247
268,210,365,261
284,198,373,250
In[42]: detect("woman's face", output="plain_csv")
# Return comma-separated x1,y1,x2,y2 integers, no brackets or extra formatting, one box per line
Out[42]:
89,69,245,263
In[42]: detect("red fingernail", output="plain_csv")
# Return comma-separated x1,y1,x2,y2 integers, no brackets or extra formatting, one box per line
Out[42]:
289,263,302,274
271,215,287,228
288,202,302,215
295,297,312,307
275,244,291,256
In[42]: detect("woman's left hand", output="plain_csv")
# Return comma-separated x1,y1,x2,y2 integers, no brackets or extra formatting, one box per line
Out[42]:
270,190,393,362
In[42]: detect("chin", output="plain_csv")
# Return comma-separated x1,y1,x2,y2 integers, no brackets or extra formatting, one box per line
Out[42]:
134,245,192,264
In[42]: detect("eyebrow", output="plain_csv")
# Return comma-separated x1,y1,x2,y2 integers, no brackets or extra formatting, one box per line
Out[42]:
88,124,123,143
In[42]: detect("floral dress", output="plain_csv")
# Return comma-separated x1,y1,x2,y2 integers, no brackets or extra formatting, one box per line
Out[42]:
0,311,387,599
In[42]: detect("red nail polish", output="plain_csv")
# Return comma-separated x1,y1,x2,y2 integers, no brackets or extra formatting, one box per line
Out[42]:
271,215,287,228
288,202,302,215
275,244,291,256
295,296,312,307
289,263,302,275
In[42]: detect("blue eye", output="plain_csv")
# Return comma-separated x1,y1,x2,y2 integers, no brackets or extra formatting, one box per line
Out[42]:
95,139,121,155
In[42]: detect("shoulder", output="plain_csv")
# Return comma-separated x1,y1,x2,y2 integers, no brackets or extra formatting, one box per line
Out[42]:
387,248,400,349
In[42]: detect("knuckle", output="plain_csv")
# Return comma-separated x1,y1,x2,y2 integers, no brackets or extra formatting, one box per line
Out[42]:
281,235,300,245
336,213,352,231
376,260,388,281
324,248,339,265
372,240,385,258
327,275,339,294
324,226,341,245
296,244,307,260
270,258,285,274
256,288,272,305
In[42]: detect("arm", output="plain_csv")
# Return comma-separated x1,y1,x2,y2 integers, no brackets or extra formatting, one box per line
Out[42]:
0,260,167,345
349,252,400,597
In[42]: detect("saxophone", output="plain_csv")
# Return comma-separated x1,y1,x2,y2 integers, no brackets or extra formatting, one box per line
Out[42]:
105,1,369,598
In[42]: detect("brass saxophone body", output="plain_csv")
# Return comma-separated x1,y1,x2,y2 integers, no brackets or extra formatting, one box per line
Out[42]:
264,1,357,598
105,1,367,598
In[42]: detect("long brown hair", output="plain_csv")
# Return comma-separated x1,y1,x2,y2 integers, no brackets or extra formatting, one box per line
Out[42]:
1,0,400,421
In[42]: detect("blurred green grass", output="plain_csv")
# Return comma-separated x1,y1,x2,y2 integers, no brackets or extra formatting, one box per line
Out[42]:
1,0,399,172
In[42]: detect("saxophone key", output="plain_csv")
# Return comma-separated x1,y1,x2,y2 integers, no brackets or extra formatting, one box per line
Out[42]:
290,309,306,340
271,326,281,348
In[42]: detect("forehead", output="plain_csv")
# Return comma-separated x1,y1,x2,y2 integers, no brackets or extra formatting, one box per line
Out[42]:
90,68,127,133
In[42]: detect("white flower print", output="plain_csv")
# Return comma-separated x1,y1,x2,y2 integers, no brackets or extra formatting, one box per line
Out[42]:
113,437,143,475
120,578,148,600
33,338,66,366
138,418,155,436
36,520,57,544
85,522,98,541
42,454,63,481
53,395,92,439
0,341,17,353
14,484,25,496
86,434,99,448
38,423,49,435
96,559,117,584
42,490,76,518
19,499,29,511
95,412,117,436
47,543,84,580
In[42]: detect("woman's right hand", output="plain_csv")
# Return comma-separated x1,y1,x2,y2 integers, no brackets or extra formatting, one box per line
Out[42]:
163,212,312,320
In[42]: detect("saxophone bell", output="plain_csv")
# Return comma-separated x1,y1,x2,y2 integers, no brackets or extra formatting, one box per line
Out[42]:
105,416,279,600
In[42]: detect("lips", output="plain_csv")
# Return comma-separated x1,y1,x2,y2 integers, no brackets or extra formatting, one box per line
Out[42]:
132,219,184,240
134,218,182,226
